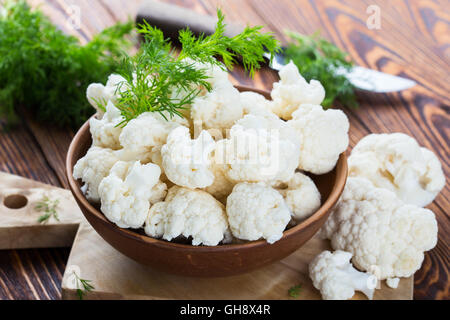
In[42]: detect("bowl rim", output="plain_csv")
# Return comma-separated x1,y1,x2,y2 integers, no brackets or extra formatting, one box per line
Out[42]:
66,85,348,252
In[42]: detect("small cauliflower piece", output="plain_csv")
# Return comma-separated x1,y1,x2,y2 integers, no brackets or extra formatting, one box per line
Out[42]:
119,112,189,153
277,172,321,221
309,250,375,300
348,133,445,207
191,82,243,132
386,277,400,289
98,161,166,229
226,182,291,244
144,186,229,246
288,104,349,174
240,91,273,116
73,146,120,202
161,126,216,188
203,164,235,203
216,125,300,185
270,61,325,120
86,74,128,116
89,101,124,150
320,177,438,280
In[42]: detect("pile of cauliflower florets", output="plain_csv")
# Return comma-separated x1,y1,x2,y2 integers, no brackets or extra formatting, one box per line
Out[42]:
74,60,349,246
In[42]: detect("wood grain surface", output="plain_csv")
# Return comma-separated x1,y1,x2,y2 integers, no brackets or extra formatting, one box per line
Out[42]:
0,0,448,300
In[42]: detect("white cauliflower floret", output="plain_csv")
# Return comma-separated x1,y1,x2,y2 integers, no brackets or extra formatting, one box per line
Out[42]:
144,186,229,246
161,126,216,188
309,250,375,300
119,112,189,152
89,101,124,150
277,172,321,221
203,164,235,203
182,58,230,88
240,91,273,116
73,146,120,202
98,161,166,229
215,125,300,185
191,82,243,132
320,177,438,280
348,133,445,207
86,74,128,116
226,182,291,244
270,61,325,120
288,104,349,174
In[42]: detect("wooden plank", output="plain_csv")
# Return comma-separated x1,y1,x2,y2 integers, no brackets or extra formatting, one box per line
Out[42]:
61,223,413,300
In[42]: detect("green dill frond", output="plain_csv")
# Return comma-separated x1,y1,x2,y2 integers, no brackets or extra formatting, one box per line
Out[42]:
35,195,60,223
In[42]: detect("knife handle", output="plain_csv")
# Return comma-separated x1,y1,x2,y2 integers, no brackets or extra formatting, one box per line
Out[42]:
136,0,244,42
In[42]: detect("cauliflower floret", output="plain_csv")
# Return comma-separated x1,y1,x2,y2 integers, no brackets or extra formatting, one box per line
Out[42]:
320,177,438,280
309,250,375,300
161,126,216,188
144,186,229,246
73,146,120,202
270,61,325,120
119,112,189,153
348,133,445,207
277,172,321,221
191,82,243,132
86,74,128,116
240,91,273,116
89,101,124,150
215,125,300,185
203,164,235,203
98,161,166,229
226,182,291,244
288,104,349,174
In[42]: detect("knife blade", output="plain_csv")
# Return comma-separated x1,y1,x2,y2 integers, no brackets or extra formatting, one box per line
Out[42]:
137,0,416,93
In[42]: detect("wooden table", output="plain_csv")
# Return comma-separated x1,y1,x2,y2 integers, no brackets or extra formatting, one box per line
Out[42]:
0,0,448,300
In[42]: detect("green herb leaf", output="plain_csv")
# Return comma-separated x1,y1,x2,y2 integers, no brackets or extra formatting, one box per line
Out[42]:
72,272,94,300
0,0,134,128
35,196,60,223
115,9,280,125
284,30,358,108
288,284,302,298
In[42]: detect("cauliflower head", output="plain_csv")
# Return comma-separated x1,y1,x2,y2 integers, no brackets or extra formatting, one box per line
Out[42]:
144,186,229,246
320,177,438,280
73,146,120,202
309,250,375,300
348,133,445,207
270,61,325,120
191,82,243,132
203,163,235,203
215,125,300,185
119,112,189,153
277,172,321,221
161,126,216,188
89,101,124,150
86,74,128,116
98,161,166,229
240,91,273,116
288,104,349,174
226,182,291,244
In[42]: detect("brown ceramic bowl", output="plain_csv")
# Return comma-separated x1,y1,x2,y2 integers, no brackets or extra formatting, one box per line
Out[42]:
66,85,347,277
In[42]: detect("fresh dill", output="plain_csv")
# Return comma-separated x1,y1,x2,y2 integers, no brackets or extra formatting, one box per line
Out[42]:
72,272,95,300
284,30,358,108
35,195,60,223
0,0,134,128
288,284,302,298
115,9,280,125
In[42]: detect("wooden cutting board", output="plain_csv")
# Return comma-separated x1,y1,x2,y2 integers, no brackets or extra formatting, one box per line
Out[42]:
0,172,413,300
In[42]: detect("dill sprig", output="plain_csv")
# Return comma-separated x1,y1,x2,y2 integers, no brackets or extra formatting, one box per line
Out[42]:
284,30,357,108
72,272,95,300
0,0,134,128
115,9,280,124
288,284,302,298
35,196,60,224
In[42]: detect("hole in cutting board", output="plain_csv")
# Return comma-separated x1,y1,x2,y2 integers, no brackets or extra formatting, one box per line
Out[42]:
3,194,28,209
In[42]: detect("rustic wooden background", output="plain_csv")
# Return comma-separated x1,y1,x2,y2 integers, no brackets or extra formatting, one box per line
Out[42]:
0,0,448,300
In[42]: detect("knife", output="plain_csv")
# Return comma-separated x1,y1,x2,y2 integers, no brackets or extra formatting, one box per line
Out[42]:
137,0,416,93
